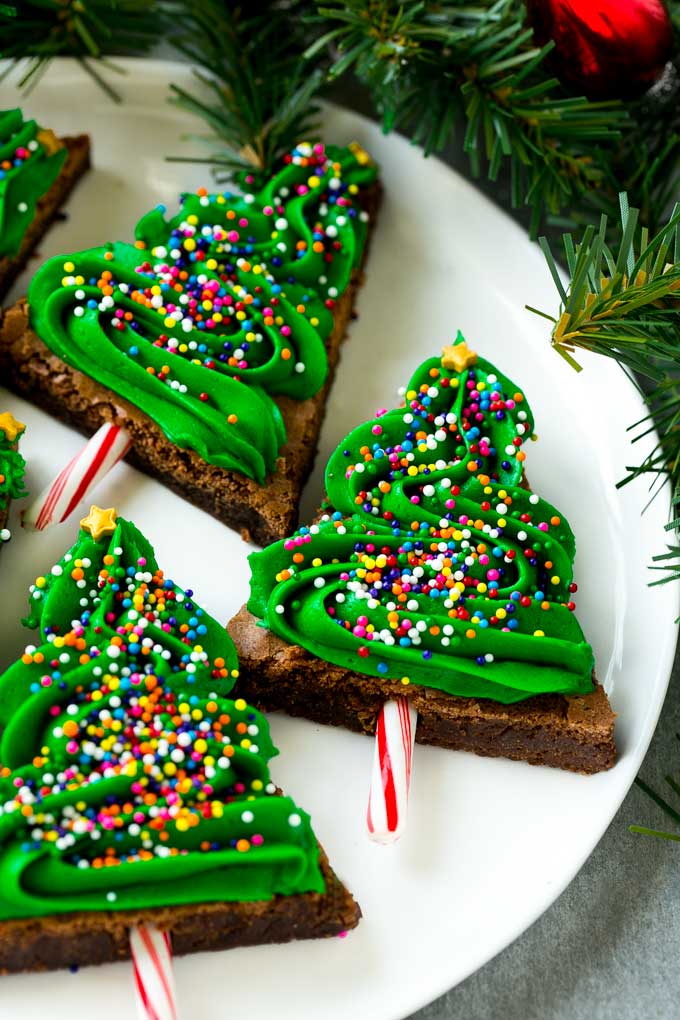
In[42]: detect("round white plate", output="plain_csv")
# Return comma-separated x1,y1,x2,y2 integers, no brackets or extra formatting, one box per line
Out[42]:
0,59,677,1020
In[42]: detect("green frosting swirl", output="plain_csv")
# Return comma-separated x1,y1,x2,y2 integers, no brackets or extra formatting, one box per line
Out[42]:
248,336,595,703
0,109,66,259
28,142,377,484
0,513,323,920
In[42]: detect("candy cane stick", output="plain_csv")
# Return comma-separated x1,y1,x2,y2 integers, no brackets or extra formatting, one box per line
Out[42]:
22,423,131,531
129,924,177,1020
367,697,418,844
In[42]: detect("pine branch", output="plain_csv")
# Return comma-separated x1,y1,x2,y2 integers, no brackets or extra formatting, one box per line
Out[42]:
0,0,159,100
310,0,628,233
165,0,324,179
531,194,680,584
529,194,680,379
632,762,680,841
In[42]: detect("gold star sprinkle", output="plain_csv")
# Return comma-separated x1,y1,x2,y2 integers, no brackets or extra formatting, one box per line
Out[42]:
36,128,64,156
348,140,373,166
80,505,118,542
0,412,26,442
441,342,478,374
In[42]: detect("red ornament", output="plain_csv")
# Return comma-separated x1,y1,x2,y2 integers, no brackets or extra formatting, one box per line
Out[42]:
527,0,673,99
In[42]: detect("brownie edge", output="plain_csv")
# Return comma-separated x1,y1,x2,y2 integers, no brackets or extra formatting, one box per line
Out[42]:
0,848,359,974
0,133,91,302
227,606,617,775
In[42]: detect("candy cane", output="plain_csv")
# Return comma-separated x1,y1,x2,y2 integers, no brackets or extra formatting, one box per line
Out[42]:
22,423,131,531
129,924,177,1020
367,697,418,844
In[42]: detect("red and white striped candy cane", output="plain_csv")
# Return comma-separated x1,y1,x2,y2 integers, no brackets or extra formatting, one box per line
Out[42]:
367,697,418,844
129,924,177,1020
22,423,131,531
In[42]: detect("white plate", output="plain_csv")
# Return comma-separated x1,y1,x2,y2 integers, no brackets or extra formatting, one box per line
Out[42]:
0,59,677,1020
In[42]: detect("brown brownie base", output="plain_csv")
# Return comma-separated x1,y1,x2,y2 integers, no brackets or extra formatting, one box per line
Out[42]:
0,847,359,975
227,606,617,775
0,182,381,547
0,134,91,302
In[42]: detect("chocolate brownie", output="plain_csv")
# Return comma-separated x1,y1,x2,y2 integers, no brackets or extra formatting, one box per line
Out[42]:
0,195,378,547
228,341,617,774
228,605,615,774
0,507,361,973
0,411,26,552
0,146,381,546
0,847,359,974
0,134,91,302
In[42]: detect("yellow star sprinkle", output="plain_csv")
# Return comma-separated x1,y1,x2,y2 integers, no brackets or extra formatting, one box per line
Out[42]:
441,341,478,374
36,128,64,156
80,505,118,542
0,412,26,442
348,140,373,166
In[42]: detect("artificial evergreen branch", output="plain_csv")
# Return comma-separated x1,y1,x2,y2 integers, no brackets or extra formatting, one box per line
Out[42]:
310,0,629,234
529,194,680,379
632,757,680,841
531,194,680,584
0,0,159,100
164,0,324,180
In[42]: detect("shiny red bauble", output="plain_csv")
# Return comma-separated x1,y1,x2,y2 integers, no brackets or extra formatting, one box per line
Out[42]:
527,0,674,99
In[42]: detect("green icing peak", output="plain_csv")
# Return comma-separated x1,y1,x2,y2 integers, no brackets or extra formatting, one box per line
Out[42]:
0,108,67,258
248,340,595,704
0,510,323,920
28,141,378,484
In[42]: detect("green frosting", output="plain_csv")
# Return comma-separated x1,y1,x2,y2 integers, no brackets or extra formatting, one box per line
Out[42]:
0,511,324,920
0,108,66,259
248,336,595,704
28,142,377,484
0,417,26,514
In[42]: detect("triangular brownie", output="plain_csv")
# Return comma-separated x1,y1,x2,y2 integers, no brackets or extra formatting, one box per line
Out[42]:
0,142,380,544
0,506,359,974
0,108,90,301
0,411,26,553
229,337,616,774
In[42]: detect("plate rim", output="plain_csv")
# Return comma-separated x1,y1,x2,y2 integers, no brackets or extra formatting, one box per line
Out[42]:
1,55,679,1019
